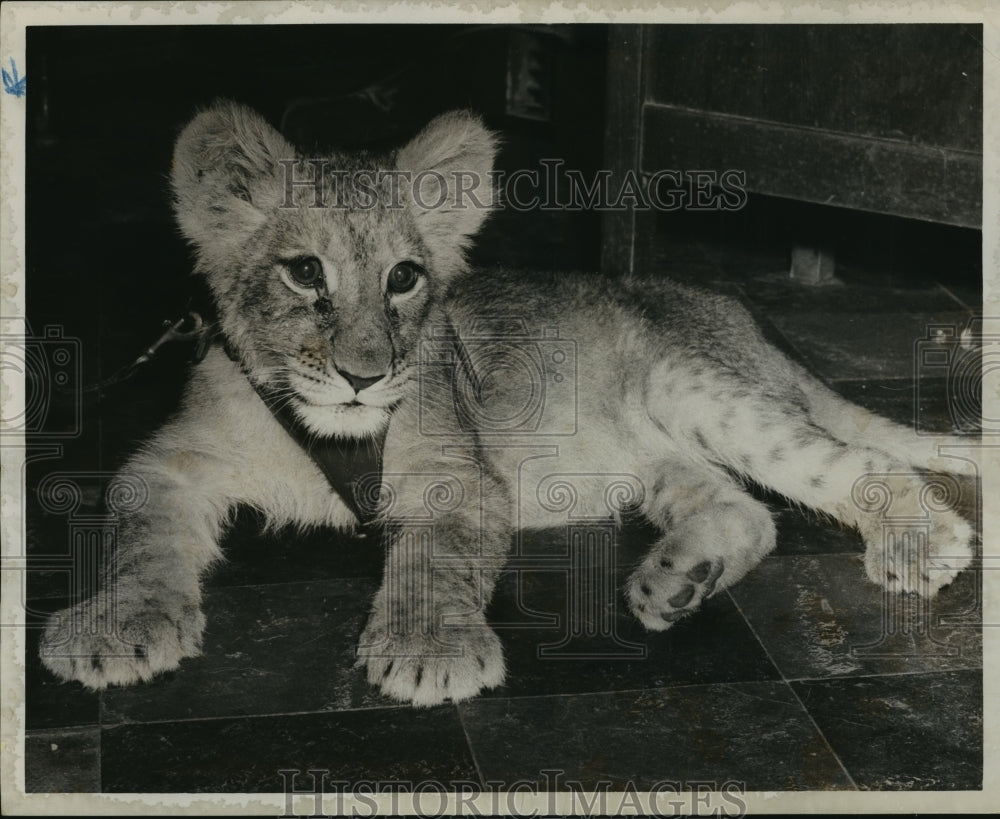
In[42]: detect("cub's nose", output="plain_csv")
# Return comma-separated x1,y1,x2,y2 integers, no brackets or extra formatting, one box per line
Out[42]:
336,369,385,393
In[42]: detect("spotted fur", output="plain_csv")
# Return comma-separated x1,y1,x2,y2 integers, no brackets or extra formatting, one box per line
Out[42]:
40,102,977,705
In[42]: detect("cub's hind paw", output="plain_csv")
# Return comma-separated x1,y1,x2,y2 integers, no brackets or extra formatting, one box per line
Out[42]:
627,556,724,631
863,511,975,597
357,616,505,707
39,596,204,689
853,475,977,597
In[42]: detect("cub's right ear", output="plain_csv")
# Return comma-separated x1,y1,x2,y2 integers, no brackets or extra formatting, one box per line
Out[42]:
171,100,296,260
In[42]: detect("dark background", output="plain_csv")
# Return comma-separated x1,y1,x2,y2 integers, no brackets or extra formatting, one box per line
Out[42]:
25,24,607,475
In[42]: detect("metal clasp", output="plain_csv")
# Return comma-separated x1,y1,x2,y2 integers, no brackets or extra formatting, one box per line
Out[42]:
135,311,207,365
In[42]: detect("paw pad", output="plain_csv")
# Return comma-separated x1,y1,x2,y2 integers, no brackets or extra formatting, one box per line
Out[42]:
686,561,712,582
667,586,695,608
628,557,726,632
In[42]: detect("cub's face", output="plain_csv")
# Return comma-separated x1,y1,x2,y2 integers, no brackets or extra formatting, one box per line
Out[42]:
171,102,496,437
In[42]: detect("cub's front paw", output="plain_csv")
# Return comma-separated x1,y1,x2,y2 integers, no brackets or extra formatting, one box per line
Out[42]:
39,594,205,689
356,613,505,707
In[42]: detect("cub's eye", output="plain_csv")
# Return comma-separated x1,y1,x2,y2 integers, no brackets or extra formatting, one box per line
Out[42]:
288,257,323,288
387,261,424,295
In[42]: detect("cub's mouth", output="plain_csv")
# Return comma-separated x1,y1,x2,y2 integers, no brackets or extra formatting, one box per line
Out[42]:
282,363,409,438
287,368,406,410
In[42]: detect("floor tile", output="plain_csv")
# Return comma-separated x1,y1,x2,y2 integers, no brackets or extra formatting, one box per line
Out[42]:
700,240,789,281
459,681,854,790
729,554,982,681
769,311,974,382
642,226,731,283
938,282,982,311
769,507,864,557
830,377,980,437
483,565,780,699
101,579,391,725
24,727,101,793
101,706,478,792
830,378,941,430
646,205,794,283
26,502,382,601
792,669,982,790
25,600,101,731
25,468,108,603
748,314,817,366
737,274,964,315
206,510,384,587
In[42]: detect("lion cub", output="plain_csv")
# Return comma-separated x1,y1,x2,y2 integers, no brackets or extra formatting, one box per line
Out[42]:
40,101,976,706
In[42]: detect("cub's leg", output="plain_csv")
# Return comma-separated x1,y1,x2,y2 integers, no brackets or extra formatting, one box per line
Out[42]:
627,458,776,630
356,391,511,706
40,352,349,688
39,448,226,689
650,364,975,596
796,373,978,477
757,425,974,596
789,378,978,594
356,467,512,706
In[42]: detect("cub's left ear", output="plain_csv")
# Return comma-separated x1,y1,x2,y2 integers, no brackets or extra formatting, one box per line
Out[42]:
396,110,498,272
171,100,297,263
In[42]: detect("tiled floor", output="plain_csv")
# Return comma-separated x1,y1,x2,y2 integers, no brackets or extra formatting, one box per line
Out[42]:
22,216,983,794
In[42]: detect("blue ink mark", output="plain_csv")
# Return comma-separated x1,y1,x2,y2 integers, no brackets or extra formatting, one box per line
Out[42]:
2,58,26,98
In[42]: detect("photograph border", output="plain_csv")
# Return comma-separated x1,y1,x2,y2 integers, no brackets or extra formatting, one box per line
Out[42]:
1,1,996,815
